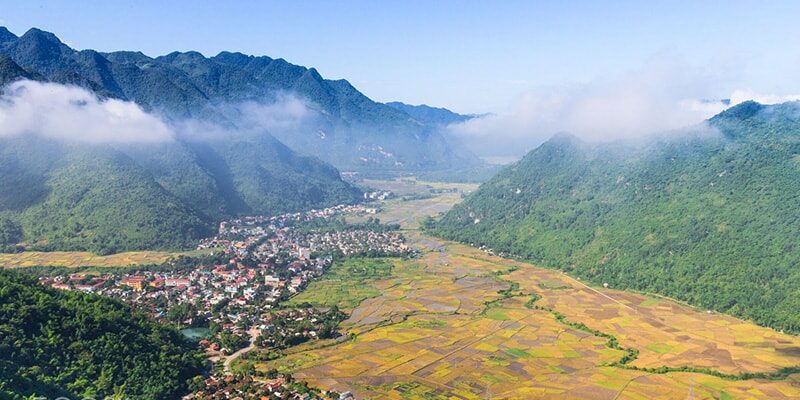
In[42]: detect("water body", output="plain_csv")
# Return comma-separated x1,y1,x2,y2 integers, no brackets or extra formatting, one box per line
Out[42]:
181,327,211,341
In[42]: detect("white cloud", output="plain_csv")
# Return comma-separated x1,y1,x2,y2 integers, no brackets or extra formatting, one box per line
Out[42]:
447,57,800,157
0,80,173,143
447,58,730,156
236,95,314,131
729,90,800,106
172,93,319,141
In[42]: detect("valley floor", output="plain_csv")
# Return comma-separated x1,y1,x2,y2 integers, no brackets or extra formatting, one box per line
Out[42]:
255,180,800,399
0,248,214,268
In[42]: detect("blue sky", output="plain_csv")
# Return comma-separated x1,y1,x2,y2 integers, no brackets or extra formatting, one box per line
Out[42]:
2,0,800,116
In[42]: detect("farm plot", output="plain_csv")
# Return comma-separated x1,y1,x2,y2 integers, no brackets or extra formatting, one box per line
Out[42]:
253,185,800,399
0,249,213,268
257,240,800,398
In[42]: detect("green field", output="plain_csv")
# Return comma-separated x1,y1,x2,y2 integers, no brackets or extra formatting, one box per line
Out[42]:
286,258,396,310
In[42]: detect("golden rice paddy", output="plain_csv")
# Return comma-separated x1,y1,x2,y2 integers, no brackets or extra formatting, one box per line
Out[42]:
253,181,800,399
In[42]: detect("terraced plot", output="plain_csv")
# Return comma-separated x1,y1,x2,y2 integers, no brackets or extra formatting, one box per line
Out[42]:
253,183,800,399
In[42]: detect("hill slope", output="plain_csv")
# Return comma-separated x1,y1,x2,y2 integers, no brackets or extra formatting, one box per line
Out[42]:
0,133,361,254
0,27,481,174
431,101,800,333
385,101,476,126
0,269,205,399
0,26,370,254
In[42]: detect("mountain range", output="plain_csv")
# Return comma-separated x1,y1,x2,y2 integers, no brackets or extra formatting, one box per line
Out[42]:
0,26,490,254
431,100,800,333
0,27,481,174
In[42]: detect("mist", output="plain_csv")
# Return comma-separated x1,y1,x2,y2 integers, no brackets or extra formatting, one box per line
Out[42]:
0,80,174,143
447,60,800,158
0,80,323,146
171,93,321,143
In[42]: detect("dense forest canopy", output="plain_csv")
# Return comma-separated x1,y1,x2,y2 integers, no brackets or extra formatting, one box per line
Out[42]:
431,101,800,333
0,269,206,399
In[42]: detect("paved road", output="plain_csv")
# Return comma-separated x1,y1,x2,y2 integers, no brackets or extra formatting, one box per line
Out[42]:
223,327,260,372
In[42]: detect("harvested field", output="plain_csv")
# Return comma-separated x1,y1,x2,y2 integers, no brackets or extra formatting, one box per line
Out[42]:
233,181,800,398
0,248,216,268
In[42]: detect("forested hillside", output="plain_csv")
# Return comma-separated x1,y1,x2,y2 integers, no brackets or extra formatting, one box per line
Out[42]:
0,270,205,399
431,101,800,333
385,101,476,126
0,25,489,253
0,133,361,254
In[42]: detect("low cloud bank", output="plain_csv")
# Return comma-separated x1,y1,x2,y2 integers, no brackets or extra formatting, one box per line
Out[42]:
0,80,174,143
448,61,800,157
728,90,800,106
172,93,320,142
0,80,320,145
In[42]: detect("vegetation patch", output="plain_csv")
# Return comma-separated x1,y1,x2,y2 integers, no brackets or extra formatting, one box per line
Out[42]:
285,257,396,310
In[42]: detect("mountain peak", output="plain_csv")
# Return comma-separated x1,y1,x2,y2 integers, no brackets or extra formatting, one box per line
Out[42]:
385,101,476,126
0,26,18,45
545,132,584,148
713,100,764,122
213,51,256,66
20,28,64,45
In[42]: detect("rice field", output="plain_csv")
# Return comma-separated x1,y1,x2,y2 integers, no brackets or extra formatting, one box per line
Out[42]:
0,248,216,268
251,181,800,399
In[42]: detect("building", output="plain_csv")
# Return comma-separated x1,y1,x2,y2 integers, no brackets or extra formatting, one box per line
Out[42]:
120,276,146,291
165,278,191,287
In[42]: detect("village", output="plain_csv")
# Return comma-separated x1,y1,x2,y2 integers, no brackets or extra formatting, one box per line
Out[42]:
38,203,412,400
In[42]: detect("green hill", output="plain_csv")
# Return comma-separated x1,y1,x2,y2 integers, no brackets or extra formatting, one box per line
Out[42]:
0,134,361,255
0,269,205,399
431,101,800,333
0,25,485,253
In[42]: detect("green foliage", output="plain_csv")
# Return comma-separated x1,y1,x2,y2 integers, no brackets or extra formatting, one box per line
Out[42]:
0,127,362,255
286,258,395,309
433,102,800,334
13,146,212,254
0,217,22,246
0,269,205,399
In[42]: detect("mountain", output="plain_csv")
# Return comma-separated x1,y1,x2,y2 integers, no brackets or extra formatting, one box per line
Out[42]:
0,132,362,254
430,101,800,333
0,27,482,174
385,101,477,126
0,27,372,254
0,269,205,399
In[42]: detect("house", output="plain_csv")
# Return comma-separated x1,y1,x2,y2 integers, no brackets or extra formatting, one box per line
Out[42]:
120,276,146,291
166,278,191,288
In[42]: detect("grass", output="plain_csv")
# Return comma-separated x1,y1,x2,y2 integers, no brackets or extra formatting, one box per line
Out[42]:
285,257,396,310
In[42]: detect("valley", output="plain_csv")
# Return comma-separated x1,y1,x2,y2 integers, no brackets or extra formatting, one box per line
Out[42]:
1,12,799,400
245,180,800,399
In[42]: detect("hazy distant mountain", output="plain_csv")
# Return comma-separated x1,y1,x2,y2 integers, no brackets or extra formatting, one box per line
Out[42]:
385,101,477,126
431,101,800,333
0,27,482,174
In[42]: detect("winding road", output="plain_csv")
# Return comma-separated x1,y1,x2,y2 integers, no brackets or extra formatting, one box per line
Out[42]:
223,327,260,373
